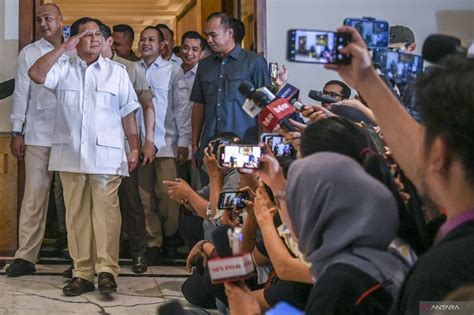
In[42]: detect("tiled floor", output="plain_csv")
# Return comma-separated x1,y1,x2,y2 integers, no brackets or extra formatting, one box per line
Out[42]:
0,263,218,314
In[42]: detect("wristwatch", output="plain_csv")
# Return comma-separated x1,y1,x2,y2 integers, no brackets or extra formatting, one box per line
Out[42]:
11,131,23,137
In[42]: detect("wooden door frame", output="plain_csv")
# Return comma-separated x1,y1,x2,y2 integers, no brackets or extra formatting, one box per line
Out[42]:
254,0,267,56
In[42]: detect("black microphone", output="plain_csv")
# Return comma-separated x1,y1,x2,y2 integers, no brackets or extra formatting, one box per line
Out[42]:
239,81,276,118
211,225,233,257
157,300,187,315
208,225,254,283
422,34,467,64
308,90,338,104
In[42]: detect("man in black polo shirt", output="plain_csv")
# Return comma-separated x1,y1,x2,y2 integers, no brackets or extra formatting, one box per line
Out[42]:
190,12,270,185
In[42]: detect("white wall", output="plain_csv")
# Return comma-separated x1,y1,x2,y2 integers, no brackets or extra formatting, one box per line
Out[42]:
266,0,474,103
0,0,19,132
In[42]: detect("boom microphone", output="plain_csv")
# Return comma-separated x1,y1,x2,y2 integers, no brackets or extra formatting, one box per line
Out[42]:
422,34,467,64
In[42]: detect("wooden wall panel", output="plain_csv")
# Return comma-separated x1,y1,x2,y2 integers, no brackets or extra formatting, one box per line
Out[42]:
0,136,18,255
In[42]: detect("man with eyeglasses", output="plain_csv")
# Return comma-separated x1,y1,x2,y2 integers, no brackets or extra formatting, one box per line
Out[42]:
321,80,351,110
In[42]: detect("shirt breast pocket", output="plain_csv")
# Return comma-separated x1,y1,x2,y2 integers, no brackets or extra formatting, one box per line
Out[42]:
152,80,170,111
226,73,249,99
200,75,216,100
96,82,118,109
57,81,80,106
96,132,123,168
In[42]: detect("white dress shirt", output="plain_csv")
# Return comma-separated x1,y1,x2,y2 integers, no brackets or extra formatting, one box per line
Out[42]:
138,56,190,158
183,63,198,159
43,55,140,176
10,37,69,146
170,53,183,66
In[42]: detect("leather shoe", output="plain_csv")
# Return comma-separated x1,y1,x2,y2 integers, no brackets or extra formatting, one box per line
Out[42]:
98,272,117,294
63,277,95,296
6,258,36,277
62,264,73,279
132,256,149,274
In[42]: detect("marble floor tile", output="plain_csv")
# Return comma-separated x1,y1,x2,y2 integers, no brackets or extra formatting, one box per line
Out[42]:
0,266,219,315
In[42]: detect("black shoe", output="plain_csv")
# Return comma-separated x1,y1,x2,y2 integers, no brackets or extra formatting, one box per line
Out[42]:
0,260,5,269
5,258,36,277
62,265,73,279
63,277,95,296
145,246,162,266
132,256,149,274
98,272,117,294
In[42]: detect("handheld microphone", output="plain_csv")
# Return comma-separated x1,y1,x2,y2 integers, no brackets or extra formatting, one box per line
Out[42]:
275,83,300,103
239,81,275,118
308,90,338,104
207,225,255,283
258,98,297,131
422,34,467,64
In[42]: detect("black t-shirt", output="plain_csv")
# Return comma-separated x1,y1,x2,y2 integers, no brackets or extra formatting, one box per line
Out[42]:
390,220,474,315
305,263,393,315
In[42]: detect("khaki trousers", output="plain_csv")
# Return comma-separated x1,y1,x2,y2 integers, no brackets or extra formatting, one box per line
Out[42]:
60,172,122,282
139,157,180,247
15,146,53,263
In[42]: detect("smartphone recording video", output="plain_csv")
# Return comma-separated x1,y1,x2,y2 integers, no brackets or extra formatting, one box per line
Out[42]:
219,145,263,169
261,134,296,158
218,191,250,210
343,18,389,48
372,48,424,83
287,29,351,64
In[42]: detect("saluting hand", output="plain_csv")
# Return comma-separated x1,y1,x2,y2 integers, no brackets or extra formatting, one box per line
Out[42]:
62,30,91,51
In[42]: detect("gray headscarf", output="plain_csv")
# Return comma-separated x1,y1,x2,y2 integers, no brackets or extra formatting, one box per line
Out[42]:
286,152,410,298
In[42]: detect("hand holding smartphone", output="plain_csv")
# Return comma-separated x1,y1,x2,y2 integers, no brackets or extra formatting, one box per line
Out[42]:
287,29,351,64
218,144,263,169
261,133,296,158
343,17,389,49
218,191,250,210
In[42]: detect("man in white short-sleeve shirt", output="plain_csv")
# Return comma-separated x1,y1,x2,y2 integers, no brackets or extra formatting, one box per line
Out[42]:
7,3,68,278
136,26,190,261
29,17,140,296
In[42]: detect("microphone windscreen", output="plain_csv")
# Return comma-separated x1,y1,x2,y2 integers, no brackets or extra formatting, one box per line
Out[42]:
238,81,254,98
211,225,233,257
422,34,461,63
308,90,337,104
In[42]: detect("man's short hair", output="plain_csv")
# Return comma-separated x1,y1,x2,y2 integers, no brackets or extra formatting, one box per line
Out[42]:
390,25,415,45
112,24,135,42
416,55,474,186
181,31,205,50
100,24,112,39
232,18,245,44
156,23,174,39
206,12,233,31
70,17,102,37
324,80,351,99
141,26,164,42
